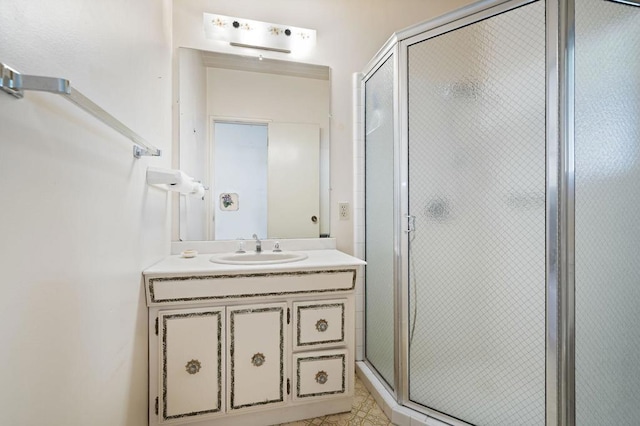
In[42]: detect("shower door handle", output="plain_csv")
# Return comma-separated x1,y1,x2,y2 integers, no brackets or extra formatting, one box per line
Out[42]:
405,215,416,233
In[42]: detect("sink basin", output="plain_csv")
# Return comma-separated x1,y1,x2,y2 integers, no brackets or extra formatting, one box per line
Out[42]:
209,251,308,265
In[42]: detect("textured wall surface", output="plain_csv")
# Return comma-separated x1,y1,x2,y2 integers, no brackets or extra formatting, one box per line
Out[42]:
0,1,172,425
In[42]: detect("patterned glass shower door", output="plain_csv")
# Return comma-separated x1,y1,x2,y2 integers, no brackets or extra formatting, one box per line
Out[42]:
364,55,396,390
406,2,546,424
574,1,640,424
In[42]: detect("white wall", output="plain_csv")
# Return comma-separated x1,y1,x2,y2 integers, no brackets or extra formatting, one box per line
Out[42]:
173,0,476,254
0,1,172,425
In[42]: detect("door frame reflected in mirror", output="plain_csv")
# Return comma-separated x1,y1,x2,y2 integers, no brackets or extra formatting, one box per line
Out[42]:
209,119,321,241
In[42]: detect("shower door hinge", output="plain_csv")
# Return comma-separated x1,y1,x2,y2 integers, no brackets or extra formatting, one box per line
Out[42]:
405,215,416,233
155,397,159,415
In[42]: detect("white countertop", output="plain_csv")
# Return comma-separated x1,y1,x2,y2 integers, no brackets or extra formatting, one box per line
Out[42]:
144,249,366,277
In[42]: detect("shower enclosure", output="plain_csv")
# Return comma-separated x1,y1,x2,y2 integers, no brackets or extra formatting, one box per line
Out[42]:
360,0,640,425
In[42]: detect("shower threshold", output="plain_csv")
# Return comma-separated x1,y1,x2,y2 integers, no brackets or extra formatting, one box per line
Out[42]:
356,362,470,426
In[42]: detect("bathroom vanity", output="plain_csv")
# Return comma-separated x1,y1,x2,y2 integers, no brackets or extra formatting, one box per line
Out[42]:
143,245,364,426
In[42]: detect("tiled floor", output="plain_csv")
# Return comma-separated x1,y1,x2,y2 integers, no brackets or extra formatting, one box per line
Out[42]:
279,375,393,426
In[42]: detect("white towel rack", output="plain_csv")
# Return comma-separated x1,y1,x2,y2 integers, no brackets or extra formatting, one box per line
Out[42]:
0,62,161,158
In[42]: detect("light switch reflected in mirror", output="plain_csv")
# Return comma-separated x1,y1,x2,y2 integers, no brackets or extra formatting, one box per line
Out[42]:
177,47,331,241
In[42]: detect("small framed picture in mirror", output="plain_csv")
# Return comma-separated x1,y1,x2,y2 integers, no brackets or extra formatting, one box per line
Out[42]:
220,193,239,211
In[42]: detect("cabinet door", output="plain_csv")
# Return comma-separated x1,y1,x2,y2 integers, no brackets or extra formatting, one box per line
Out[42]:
293,349,348,401
293,299,347,350
227,302,287,411
158,307,225,423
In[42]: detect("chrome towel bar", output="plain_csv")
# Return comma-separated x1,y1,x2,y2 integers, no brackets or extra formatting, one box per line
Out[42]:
0,62,161,158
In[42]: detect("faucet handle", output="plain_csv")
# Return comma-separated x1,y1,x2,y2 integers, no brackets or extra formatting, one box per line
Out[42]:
273,241,282,252
252,233,262,253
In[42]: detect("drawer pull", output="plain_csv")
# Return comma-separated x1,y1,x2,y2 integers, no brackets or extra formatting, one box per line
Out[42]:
185,359,201,375
315,319,329,332
315,370,329,385
251,352,266,367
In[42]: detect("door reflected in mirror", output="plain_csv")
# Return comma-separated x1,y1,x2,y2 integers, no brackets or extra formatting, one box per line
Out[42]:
177,48,331,241
213,121,319,240
213,122,268,240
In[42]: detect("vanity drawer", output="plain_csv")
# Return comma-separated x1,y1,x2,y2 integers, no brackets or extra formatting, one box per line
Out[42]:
293,299,346,350
293,350,348,400
145,269,356,306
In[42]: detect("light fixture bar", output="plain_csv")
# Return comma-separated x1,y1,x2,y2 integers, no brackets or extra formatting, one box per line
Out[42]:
229,42,291,54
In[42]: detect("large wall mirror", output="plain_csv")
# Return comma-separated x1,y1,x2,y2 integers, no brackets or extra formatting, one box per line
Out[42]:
177,47,331,241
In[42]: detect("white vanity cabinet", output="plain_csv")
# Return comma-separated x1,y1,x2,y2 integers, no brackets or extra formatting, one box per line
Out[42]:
144,254,363,426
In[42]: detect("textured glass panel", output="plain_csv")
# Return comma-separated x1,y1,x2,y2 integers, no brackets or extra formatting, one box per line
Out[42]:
365,56,395,389
406,2,546,425
575,1,640,425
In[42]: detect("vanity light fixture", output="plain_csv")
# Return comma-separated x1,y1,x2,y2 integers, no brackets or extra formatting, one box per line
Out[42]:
203,13,316,54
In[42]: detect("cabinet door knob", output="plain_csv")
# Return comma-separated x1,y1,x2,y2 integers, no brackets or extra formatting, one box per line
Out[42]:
315,370,328,385
185,359,202,375
251,352,266,367
315,319,329,332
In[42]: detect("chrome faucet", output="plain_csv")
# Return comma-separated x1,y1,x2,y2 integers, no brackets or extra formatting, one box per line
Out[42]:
252,233,262,253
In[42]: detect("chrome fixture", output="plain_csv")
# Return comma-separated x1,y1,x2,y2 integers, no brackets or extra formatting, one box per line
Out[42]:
606,0,640,6
252,234,262,253
0,62,161,158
